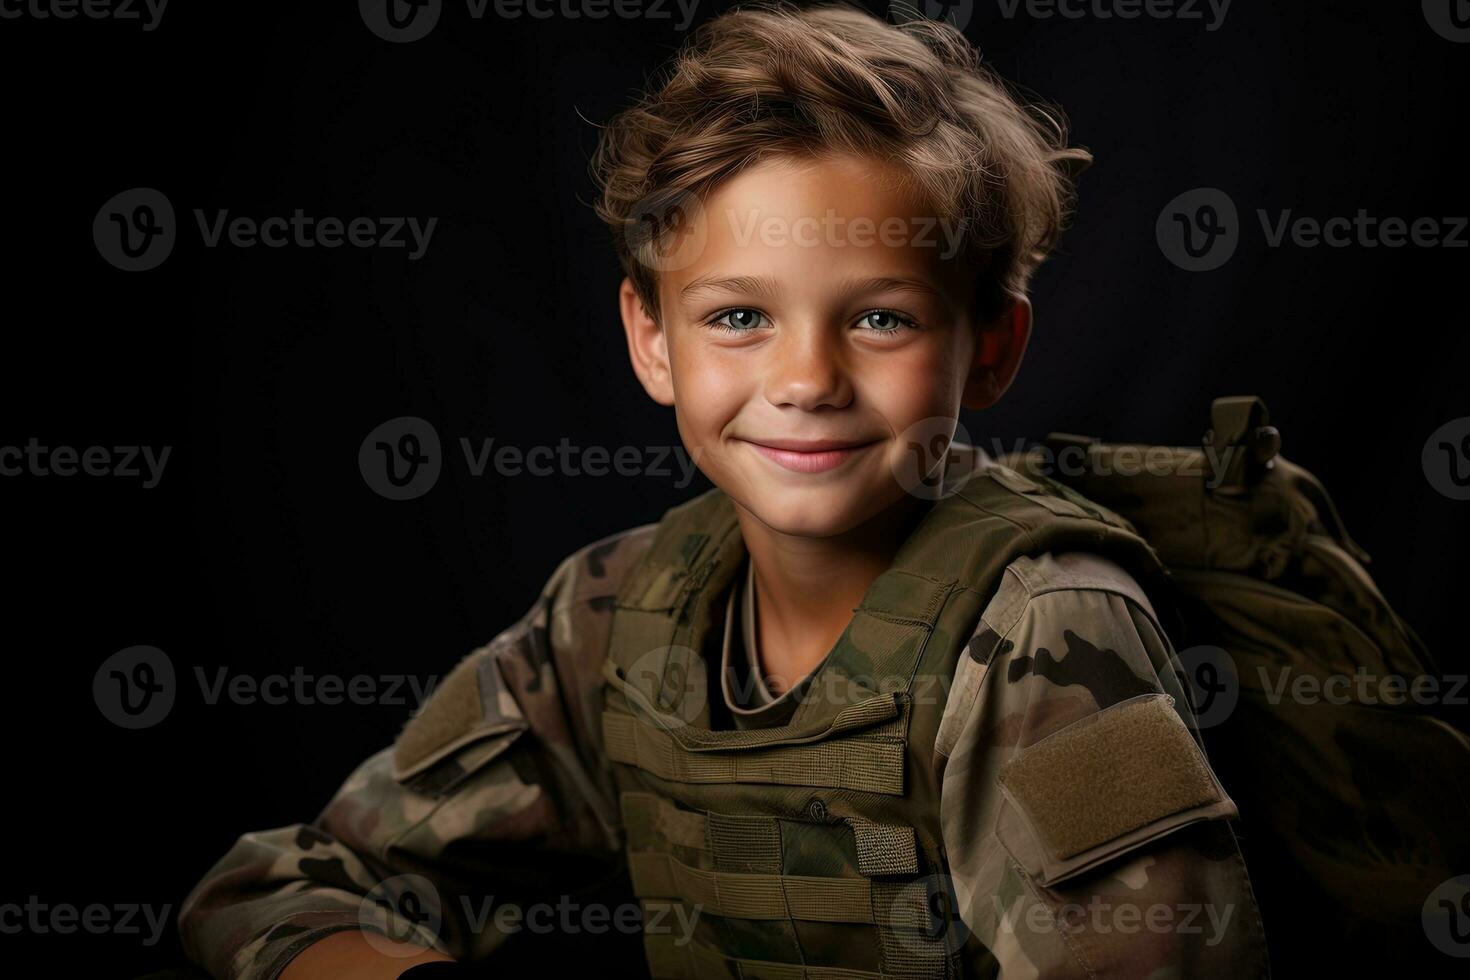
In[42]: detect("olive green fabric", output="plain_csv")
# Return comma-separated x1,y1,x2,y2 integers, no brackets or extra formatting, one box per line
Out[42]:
997,693,1223,861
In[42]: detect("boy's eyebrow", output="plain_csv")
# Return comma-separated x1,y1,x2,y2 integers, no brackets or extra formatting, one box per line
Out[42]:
841,275,948,301
680,274,781,301
679,274,947,303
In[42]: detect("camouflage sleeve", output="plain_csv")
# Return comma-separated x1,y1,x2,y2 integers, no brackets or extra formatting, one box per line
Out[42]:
178,525,656,980
936,551,1271,978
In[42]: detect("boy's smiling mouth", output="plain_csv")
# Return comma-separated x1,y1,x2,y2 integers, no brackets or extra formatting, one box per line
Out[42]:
739,436,882,474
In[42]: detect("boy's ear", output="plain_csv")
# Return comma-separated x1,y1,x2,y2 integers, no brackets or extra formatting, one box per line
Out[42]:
962,292,1032,410
619,276,676,407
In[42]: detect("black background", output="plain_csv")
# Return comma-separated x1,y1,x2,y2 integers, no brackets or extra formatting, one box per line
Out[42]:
2,0,1466,975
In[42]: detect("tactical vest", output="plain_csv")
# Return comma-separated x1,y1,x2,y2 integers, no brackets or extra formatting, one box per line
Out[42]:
599,454,1165,979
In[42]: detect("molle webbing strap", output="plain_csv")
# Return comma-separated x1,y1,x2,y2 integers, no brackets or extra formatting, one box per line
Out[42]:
869,879,959,979
602,709,906,794
845,816,919,876
660,799,717,852
630,851,876,923
641,931,898,980
706,811,782,874
623,792,921,878
640,898,958,979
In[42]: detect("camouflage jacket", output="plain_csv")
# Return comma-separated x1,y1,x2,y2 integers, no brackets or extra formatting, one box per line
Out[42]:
179,508,1270,978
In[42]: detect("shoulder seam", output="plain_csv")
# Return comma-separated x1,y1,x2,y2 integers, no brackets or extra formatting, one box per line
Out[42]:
1004,552,1152,605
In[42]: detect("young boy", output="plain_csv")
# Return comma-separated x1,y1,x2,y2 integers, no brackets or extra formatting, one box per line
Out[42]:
179,4,1269,977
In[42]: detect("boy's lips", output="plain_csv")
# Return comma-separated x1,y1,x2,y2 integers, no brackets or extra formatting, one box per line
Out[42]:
740,437,881,474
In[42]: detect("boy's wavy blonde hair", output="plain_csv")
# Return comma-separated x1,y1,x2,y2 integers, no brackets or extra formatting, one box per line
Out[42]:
589,1,1091,327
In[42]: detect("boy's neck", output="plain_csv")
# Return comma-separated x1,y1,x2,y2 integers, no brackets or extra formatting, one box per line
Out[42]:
730,493,932,696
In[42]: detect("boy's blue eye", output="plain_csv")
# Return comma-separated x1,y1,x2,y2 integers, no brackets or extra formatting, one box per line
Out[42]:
860,310,913,332
708,308,766,332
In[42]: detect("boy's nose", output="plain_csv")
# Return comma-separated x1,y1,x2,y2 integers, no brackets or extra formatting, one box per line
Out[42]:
761,324,854,412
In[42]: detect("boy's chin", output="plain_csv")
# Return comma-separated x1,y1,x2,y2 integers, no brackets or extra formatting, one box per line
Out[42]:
740,484,907,540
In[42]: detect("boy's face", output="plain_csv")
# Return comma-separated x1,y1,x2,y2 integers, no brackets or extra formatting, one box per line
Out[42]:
620,152,1030,539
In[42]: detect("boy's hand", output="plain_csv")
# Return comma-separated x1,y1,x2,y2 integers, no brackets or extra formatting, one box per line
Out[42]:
278,929,456,980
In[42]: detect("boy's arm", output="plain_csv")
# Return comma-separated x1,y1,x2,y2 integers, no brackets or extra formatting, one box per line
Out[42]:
178,527,655,980
936,551,1271,979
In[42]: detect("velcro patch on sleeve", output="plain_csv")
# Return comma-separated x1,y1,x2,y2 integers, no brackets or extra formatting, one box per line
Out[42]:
392,648,526,782
998,693,1223,861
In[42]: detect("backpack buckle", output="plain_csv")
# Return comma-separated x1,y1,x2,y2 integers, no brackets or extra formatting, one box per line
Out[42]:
1204,396,1280,491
